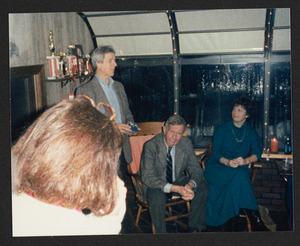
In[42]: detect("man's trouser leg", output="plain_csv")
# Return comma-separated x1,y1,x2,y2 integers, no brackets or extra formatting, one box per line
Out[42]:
188,179,208,230
146,188,167,233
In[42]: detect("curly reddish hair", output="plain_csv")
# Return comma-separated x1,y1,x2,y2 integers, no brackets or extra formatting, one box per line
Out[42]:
12,96,122,216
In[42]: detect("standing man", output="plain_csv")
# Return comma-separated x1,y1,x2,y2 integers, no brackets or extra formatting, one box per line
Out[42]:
140,115,208,233
75,46,135,180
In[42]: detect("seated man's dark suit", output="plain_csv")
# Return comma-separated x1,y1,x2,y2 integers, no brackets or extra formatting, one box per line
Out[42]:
140,132,208,233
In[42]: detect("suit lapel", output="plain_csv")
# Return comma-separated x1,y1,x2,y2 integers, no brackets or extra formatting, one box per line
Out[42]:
91,77,109,104
92,77,126,122
157,134,167,169
112,82,124,122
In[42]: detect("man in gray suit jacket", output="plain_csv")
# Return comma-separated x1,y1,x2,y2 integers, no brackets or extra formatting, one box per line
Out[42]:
140,115,208,233
75,46,135,179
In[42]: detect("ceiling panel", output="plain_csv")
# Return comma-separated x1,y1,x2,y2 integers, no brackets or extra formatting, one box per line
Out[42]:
175,9,266,32
97,34,173,56
80,8,290,56
87,12,170,35
179,30,264,54
274,8,290,27
272,29,291,51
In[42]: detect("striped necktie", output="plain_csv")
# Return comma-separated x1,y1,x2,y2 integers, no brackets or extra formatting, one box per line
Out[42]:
166,146,173,183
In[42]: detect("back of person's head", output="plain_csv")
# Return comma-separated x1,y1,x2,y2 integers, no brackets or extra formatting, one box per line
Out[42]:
90,45,115,70
232,95,254,118
11,96,122,216
165,114,187,132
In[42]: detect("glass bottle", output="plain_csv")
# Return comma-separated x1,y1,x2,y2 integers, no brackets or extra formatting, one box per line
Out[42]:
284,135,292,154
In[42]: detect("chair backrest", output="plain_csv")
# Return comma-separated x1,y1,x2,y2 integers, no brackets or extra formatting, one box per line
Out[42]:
198,143,212,171
128,135,155,174
136,122,164,136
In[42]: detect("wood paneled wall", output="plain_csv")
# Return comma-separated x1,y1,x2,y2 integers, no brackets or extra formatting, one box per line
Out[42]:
9,12,94,107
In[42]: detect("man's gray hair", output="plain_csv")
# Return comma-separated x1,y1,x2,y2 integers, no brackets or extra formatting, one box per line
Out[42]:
90,46,115,69
165,114,187,132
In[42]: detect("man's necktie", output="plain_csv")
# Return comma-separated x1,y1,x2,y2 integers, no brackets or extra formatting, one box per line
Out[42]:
166,146,173,183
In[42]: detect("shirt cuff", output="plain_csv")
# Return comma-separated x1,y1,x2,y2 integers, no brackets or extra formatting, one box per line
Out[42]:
164,183,172,193
189,180,197,190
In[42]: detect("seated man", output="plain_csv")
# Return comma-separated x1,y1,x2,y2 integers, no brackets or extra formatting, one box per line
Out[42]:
140,115,208,233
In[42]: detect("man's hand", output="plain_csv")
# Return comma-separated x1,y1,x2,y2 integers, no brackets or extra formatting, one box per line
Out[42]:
116,123,140,136
170,185,194,201
182,186,194,200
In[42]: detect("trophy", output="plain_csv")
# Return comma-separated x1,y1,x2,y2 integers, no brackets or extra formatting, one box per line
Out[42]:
49,28,55,56
46,28,60,79
56,52,67,79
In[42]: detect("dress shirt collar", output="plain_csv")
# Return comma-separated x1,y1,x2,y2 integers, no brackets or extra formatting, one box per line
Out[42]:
95,75,114,87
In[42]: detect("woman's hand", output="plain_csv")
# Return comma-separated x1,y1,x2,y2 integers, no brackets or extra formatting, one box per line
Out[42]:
229,157,252,167
221,156,250,168
220,157,238,168
228,159,239,168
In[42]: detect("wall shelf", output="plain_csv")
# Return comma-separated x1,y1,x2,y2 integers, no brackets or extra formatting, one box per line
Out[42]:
45,73,94,88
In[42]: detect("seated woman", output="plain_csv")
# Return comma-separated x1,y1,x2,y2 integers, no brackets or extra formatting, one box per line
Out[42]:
204,95,268,232
11,95,127,236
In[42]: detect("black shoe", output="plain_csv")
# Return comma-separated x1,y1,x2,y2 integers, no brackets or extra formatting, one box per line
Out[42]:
245,209,270,231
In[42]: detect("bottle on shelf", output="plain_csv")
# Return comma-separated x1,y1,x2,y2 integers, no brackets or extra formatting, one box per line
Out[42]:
284,135,292,154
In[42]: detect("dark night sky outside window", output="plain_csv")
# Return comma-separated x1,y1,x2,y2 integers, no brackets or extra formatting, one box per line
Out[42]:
114,63,174,123
115,59,291,150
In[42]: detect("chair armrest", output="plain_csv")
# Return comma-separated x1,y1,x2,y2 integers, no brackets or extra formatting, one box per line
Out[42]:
253,160,263,168
196,143,212,171
196,151,210,171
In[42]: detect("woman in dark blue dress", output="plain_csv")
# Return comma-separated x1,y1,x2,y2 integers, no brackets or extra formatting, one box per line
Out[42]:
205,96,269,232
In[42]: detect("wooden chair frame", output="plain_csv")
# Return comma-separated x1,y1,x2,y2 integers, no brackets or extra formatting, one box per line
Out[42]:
129,171,191,233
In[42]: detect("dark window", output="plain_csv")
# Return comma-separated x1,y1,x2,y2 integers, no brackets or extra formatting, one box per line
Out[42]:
115,57,291,150
268,62,292,150
11,76,36,142
114,58,174,122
